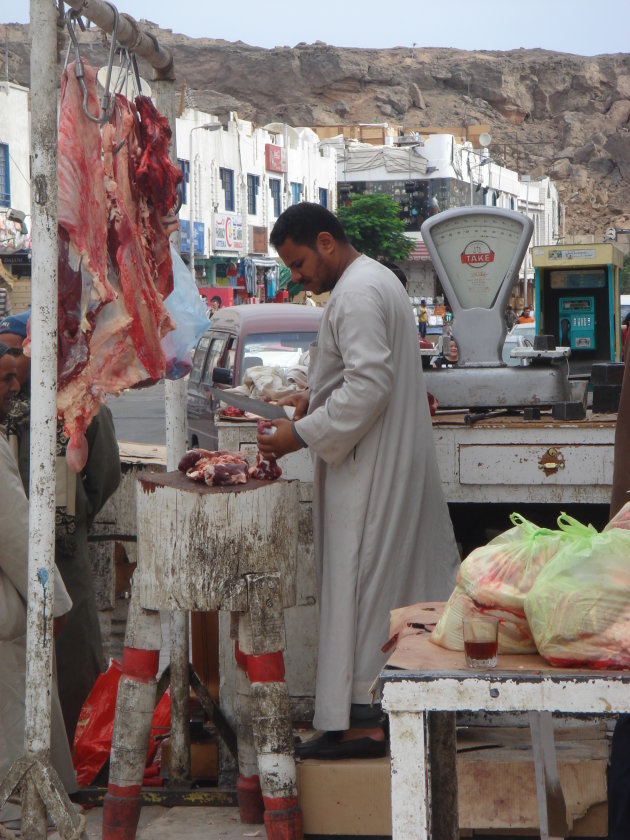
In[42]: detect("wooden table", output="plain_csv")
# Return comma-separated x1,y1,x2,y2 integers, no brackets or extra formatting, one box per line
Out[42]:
380,603,630,840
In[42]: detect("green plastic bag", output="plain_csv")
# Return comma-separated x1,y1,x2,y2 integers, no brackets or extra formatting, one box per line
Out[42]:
524,512,630,668
432,513,567,654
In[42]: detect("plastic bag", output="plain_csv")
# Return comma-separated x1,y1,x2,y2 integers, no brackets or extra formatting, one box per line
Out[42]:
525,512,630,669
431,584,538,653
161,246,209,380
72,660,171,787
432,513,567,654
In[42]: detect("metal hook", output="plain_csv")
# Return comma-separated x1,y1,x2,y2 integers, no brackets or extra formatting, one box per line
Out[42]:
64,5,119,125
97,2,121,123
130,53,144,97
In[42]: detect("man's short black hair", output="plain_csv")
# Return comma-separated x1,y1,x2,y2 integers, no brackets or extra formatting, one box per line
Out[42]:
270,202,348,250
211,295,222,306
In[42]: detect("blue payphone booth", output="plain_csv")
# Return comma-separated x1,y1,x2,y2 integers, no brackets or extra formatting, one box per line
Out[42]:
531,243,624,376
558,295,596,351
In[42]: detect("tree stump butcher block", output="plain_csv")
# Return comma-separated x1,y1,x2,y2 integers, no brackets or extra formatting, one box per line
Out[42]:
102,472,303,840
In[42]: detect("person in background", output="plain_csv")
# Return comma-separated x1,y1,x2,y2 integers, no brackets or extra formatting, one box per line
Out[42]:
505,304,518,330
304,290,317,307
0,342,77,830
418,298,428,338
208,295,222,318
258,203,459,759
0,311,121,742
0,285,11,319
518,305,535,324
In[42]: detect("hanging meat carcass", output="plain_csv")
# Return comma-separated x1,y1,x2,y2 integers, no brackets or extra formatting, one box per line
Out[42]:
53,62,182,471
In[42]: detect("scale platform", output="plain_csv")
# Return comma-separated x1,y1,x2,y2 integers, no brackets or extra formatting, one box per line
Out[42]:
420,207,583,414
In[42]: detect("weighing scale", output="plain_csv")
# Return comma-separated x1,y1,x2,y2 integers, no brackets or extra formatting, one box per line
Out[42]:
421,207,585,413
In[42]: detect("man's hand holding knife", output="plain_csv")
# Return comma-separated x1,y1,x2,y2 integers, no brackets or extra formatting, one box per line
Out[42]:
256,390,310,459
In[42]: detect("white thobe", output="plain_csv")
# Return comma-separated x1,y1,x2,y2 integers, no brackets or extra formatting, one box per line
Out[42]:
295,255,459,731
0,432,76,822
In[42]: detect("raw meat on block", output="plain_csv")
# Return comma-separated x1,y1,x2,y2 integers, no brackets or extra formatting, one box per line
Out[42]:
182,450,251,487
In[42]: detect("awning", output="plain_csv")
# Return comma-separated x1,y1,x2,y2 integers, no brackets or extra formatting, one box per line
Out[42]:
250,257,279,268
407,241,432,261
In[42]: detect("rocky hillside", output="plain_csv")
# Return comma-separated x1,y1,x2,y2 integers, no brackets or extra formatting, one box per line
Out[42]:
3,20,630,237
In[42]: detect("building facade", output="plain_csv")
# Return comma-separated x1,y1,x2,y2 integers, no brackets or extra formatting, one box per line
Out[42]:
321,131,559,311
0,81,32,305
176,109,337,302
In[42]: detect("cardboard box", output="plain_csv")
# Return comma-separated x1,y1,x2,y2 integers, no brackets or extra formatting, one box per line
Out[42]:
295,726,608,836
160,737,218,781
296,755,391,836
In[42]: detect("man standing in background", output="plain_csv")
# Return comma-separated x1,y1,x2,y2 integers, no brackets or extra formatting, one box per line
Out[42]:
0,311,121,742
0,342,76,829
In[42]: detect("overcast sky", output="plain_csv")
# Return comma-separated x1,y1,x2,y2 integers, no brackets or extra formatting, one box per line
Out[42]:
9,0,630,55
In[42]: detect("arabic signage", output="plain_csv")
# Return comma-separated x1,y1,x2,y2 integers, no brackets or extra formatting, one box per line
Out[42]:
265,143,287,173
214,213,243,251
179,220,205,255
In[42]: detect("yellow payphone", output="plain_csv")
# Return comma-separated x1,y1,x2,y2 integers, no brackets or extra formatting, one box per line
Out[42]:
531,243,624,375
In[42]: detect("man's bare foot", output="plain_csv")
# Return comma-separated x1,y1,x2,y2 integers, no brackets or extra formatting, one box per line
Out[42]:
340,725,385,743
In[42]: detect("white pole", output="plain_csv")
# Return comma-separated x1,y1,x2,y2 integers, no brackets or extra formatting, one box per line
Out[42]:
24,0,58,834
189,128,196,281
156,82,190,784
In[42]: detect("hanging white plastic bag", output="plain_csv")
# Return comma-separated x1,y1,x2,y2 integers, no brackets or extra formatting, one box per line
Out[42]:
161,247,209,379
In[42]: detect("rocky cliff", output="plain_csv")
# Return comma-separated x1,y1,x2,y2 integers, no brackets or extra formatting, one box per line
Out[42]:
3,20,630,237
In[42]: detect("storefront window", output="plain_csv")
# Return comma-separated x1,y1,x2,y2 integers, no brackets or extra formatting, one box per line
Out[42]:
270,179,282,217
220,167,235,212
0,145,10,208
291,182,303,205
247,174,260,215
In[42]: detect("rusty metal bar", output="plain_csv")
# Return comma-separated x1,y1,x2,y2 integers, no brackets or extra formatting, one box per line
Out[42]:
63,0,173,75
428,712,458,840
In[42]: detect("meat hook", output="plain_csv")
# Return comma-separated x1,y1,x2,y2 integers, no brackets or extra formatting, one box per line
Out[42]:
64,4,118,125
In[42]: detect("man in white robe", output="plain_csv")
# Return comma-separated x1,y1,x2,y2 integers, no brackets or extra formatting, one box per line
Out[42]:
0,344,76,826
258,204,459,759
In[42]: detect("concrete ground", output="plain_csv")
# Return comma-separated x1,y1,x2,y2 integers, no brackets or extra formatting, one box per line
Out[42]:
50,805,262,839
46,806,602,840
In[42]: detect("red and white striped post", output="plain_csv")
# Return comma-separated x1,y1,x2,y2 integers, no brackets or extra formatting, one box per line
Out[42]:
102,597,161,840
235,640,265,824
239,574,303,840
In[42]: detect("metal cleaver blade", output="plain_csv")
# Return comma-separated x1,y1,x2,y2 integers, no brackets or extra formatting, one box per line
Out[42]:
208,386,292,419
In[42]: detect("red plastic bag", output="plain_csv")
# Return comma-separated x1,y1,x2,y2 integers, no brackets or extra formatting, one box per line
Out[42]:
72,660,171,787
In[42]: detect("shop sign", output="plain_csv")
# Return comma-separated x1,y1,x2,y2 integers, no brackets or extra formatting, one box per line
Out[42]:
214,213,243,251
250,226,268,254
179,220,205,255
265,143,287,173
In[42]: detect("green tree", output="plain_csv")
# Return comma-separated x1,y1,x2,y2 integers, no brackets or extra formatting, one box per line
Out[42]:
620,253,630,294
336,193,414,262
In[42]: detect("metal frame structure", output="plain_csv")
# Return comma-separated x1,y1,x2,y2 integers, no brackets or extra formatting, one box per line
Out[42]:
0,3,185,837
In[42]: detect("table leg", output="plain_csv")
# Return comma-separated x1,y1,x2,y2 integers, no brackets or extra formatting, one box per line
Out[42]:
389,710,429,840
168,610,191,786
528,711,568,840
102,592,162,840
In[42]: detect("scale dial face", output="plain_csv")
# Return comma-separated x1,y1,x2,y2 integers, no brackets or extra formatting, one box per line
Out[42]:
427,213,527,310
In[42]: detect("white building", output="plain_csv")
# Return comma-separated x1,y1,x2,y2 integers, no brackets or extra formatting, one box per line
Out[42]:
176,108,337,297
0,81,32,257
322,132,559,309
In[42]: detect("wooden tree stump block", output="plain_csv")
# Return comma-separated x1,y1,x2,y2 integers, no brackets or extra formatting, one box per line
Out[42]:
135,471,299,612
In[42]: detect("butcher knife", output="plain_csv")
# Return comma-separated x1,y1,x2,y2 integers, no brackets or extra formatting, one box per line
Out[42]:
208,386,294,420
